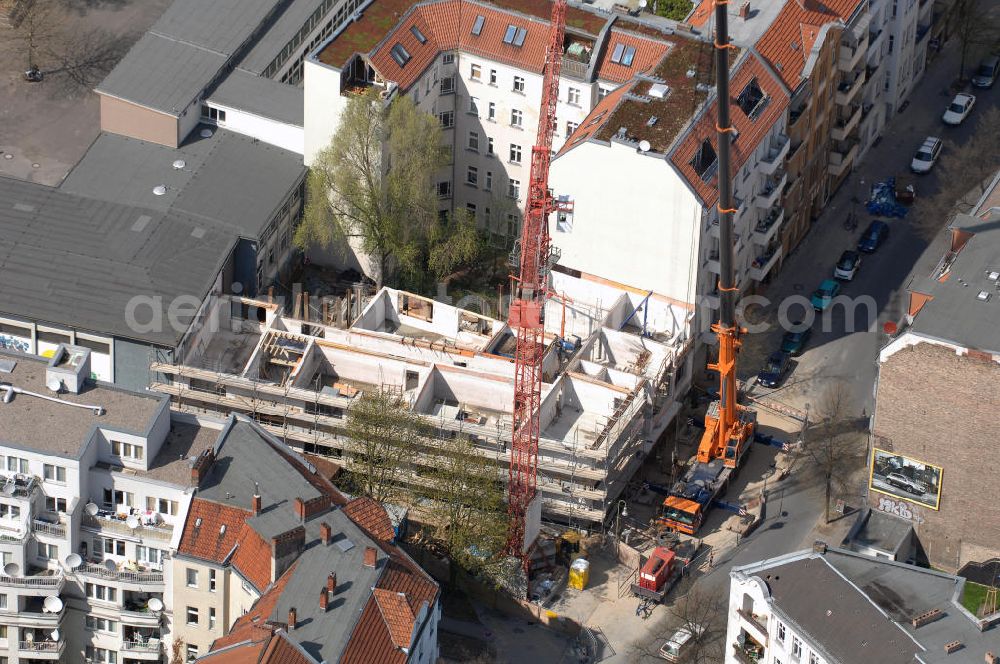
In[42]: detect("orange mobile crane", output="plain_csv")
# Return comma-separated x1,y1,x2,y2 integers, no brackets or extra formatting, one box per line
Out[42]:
658,0,756,536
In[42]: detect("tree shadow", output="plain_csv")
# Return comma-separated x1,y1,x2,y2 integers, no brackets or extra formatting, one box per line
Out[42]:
58,0,132,17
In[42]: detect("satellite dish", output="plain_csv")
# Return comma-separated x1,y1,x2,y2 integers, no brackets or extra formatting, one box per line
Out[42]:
639,0,647,6
638,140,651,152
46,377,62,393
50,629,60,642
126,515,141,530
64,553,82,569
85,503,99,516
43,596,63,613
147,597,164,612
200,128,213,138
172,159,186,170
153,185,167,196
1,483,13,497
104,559,117,572
3,562,19,577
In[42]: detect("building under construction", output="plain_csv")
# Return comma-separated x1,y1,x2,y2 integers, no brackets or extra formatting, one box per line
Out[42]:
149,273,693,527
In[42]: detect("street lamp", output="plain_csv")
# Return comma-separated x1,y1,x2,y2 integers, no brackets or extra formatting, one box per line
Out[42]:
614,499,628,557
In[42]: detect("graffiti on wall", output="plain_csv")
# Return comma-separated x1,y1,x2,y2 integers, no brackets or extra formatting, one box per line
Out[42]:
0,335,30,353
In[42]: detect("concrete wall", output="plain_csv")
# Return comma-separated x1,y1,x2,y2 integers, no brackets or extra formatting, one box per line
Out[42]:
208,104,305,154
873,342,1000,570
99,95,180,148
171,557,228,658
303,59,350,167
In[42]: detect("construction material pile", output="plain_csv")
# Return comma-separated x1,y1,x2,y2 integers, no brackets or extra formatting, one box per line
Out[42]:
866,178,909,218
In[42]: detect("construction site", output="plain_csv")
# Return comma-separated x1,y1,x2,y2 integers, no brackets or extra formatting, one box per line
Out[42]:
149,274,694,530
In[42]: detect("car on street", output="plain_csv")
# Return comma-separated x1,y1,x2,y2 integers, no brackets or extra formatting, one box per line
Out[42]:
971,55,1000,88
757,351,791,388
811,279,841,311
658,625,705,661
858,220,889,253
942,93,976,125
910,137,942,174
886,472,928,495
834,250,862,280
780,321,812,355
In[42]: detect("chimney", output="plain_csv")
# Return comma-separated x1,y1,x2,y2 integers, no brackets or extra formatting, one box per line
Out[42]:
252,494,261,516
319,587,329,611
190,449,215,485
986,653,998,664
364,546,377,568
812,540,827,554
288,607,297,630
327,573,337,594
294,497,305,522
739,1,750,18
320,522,332,545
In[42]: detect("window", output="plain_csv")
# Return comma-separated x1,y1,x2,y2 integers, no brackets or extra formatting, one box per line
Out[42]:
37,542,57,560
809,654,819,664
186,568,199,588
437,181,452,198
87,646,118,664
470,63,481,80
503,24,517,43
485,171,493,191
488,101,496,120
45,497,67,513
466,166,479,186
209,607,217,629
187,645,198,662
487,137,495,156
146,497,179,516
86,616,118,633
611,42,625,63
466,203,477,218
0,504,19,520
443,53,454,64
103,538,126,556
438,111,454,128
468,131,480,151
6,457,27,474
489,69,497,85
209,569,217,592
777,622,786,642
621,45,636,66
691,139,718,180
567,87,580,105
409,25,427,44
472,14,485,35
390,43,411,67
792,637,802,659
737,77,767,118
187,607,199,625
105,489,134,508
202,106,226,123
507,213,519,236
136,545,164,565
469,96,479,115
513,76,525,92
43,464,66,483
510,109,523,127
556,196,573,232
888,34,894,53
509,179,521,199
0,594,6,609
86,583,117,602
610,43,636,66
440,76,455,94
565,121,579,137
598,86,610,99
509,144,522,163
111,440,143,460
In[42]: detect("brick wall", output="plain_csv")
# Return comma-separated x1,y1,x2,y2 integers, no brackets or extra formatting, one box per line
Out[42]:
873,342,1000,570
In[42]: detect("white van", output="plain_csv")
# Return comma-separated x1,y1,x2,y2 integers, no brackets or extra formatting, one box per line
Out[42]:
658,624,705,661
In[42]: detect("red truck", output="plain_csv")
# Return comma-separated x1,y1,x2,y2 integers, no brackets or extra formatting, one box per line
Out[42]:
630,539,699,604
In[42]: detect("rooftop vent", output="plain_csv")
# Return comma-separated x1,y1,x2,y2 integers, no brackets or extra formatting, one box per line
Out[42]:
219,524,226,535
944,641,962,654
911,608,943,628
172,159,186,170
0,360,15,374
646,115,658,127
335,538,355,553
195,517,203,527
977,290,991,301
987,270,999,281
649,83,669,99
46,344,90,394
686,69,697,78
191,227,206,239
153,185,166,196
638,140,651,152
131,215,151,232
696,83,713,93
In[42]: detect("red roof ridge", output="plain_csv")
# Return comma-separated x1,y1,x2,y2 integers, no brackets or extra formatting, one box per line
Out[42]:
343,496,395,543
373,587,417,650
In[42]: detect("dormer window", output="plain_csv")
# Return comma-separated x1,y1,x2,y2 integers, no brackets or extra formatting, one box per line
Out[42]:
737,77,768,119
691,139,718,180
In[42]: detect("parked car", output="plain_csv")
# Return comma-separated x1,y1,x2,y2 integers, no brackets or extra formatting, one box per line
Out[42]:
757,351,791,388
811,279,841,311
780,322,812,355
942,93,976,125
834,250,862,280
910,137,942,174
658,625,705,661
886,472,928,495
971,55,1000,88
858,220,889,253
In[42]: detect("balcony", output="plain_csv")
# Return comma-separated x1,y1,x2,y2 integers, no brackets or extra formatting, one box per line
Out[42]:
788,98,810,127
78,562,165,587
82,511,173,542
0,473,37,498
18,638,65,660
738,608,768,642
755,172,787,209
122,628,162,659
732,642,763,664
753,206,784,246
759,134,789,174
832,104,862,141
32,518,66,538
560,57,589,80
829,140,859,177
750,245,782,281
0,568,63,590
868,27,885,56
838,30,867,72
836,73,864,106
916,23,931,43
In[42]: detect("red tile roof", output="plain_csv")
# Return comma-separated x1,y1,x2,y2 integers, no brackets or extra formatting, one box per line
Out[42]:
757,0,862,90
231,526,274,592
196,639,268,664
557,82,633,157
595,28,670,83
273,446,348,507
341,595,405,664
343,497,395,543
177,500,248,563
373,588,416,649
200,632,311,664
669,51,789,206
258,634,313,664
686,0,714,27
214,561,300,650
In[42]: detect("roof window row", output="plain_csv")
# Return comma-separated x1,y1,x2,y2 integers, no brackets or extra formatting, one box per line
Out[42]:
610,43,636,67
503,24,527,47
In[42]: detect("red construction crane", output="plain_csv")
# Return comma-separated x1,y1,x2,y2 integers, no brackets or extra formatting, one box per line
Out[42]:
505,0,568,564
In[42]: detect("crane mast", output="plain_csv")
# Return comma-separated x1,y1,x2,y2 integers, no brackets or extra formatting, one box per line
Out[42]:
506,0,567,561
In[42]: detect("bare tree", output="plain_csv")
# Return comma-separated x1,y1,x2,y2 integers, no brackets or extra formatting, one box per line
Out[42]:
45,27,134,87
661,583,727,664
805,381,866,523
170,638,185,664
953,0,1000,82
9,0,57,69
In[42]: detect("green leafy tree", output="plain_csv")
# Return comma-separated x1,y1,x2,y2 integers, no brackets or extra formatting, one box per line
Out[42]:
296,87,448,289
651,0,693,21
346,390,427,503
428,209,485,283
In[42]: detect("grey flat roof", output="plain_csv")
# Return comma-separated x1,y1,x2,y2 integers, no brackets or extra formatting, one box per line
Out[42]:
847,509,913,555
238,0,329,75
61,129,305,240
0,351,164,457
909,213,1000,354
144,421,223,487
96,0,284,114
0,176,236,347
208,71,304,126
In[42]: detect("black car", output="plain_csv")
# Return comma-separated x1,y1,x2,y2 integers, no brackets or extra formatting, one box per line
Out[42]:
757,351,791,388
780,322,812,355
858,220,889,253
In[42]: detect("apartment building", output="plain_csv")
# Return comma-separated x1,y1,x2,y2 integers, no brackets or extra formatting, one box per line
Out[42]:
727,543,1000,664
870,173,1000,571
145,270,693,528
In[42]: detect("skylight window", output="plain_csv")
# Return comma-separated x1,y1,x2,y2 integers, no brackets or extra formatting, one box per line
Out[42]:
513,27,527,47
611,43,625,63
621,45,636,66
737,77,768,119
472,15,485,36
504,25,518,44
691,139,718,180
390,43,411,67
410,25,427,44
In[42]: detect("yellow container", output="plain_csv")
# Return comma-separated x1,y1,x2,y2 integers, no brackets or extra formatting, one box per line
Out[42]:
568,558,590,590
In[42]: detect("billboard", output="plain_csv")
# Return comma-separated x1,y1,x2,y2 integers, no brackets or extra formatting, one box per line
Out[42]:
869,448,943,511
